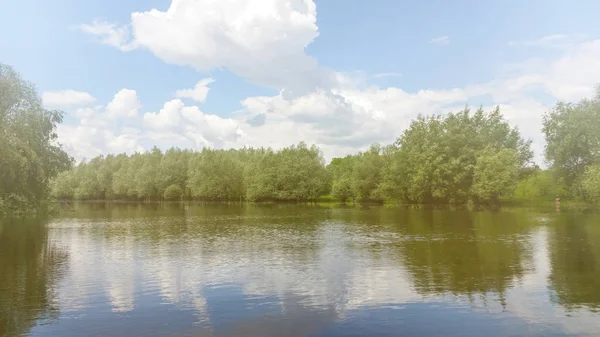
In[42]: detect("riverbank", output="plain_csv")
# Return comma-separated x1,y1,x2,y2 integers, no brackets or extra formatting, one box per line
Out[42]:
51,198,600,212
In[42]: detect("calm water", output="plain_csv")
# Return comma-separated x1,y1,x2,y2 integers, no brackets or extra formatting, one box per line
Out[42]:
1,204,600,337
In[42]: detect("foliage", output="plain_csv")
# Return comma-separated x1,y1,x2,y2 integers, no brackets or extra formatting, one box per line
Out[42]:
0,63,72,215
471,148,519,203
48,89,600,207
376,107,533,204
580,165,600,203
512,169,569,202
6,61,600,210
327,144,390,203
543,88,600,186
188,148,245,201
352,144,385,202
51,143,332,202
163,184,183,200
328,156,356,203
243,142,331,201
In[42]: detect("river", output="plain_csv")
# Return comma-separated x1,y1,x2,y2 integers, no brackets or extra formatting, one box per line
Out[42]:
1,204,599,336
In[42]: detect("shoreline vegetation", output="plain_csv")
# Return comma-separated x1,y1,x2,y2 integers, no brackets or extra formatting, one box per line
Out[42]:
2,63,600,216
51,199,599,214
1,64,72,216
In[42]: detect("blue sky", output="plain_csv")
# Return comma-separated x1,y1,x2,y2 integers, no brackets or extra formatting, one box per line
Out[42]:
1,0,600,162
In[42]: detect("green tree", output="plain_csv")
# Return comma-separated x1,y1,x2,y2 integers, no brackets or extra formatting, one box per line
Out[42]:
376,144,406,201
135,147,163,200
512,169,569,202
328,156,356,203
384,106,532,204
158,148,190,197
244,143,330,202
471,148,519,203
0,63,72,215
352,144,385,202
580,165,600,203
543,88,600,185
163,184,183,200
188,148,245,201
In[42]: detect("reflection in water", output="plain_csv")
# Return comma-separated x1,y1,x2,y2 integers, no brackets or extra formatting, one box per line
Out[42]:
548,213,600,311
0,219,68,337
2,204,600,336
391,210,532,301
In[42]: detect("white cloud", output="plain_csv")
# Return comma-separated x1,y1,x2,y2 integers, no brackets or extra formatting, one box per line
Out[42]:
428,36,450,45
543,39,600,100
372,72,402,79
508,33,588,49
72,1,600,165
79,20,137,51
508,34,568,47
143,98,243,149
57,33,600,163
42,90,96,107
81,0,333,94
175,78,215,103
106,89,141,119
56,90,144,161
490,38,600,102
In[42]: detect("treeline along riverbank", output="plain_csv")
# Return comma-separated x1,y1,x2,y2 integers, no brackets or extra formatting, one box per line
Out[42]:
3,62,600,214
51,92,600,206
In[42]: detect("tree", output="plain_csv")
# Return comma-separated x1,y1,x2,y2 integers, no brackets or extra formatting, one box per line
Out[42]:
352,144,385,202
0,63,72,214
51,143,332,203
512,168,568,201
163,184,183,200
580,165,600,203
376,144,406,201
188,148,245,201
158,148,189,197
135,147,162,200
328,156,356,203
543,88,600,185
46,101,548,206
384,106,532,204
244,143,330,202
471,148,519,203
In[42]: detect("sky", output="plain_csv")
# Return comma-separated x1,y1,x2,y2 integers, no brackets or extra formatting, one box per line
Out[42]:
2,0,600,164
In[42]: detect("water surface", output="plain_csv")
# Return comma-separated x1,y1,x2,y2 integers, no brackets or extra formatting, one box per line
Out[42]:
1,204,599,336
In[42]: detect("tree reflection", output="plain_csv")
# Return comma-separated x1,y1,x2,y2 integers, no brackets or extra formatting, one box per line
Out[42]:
548,213,600,311
391,209,535,300
0,219,68,336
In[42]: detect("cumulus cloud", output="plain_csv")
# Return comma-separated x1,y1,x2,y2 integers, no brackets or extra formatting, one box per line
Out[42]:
80,0,334,94
57,33,600,163
144,98,243,148
428,36,450,45
42,90,95,107
175,78,215,103
106,89,141,119
71,1,600,165
542,39,600,100
56,90,144,161
79,20,137,51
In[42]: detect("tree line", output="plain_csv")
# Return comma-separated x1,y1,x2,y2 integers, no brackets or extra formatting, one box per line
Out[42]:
2,62,600,212
50,144,331,202
50,89,600,206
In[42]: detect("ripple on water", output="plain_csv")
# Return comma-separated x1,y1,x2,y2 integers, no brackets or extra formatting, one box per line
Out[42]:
3,205,600,337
